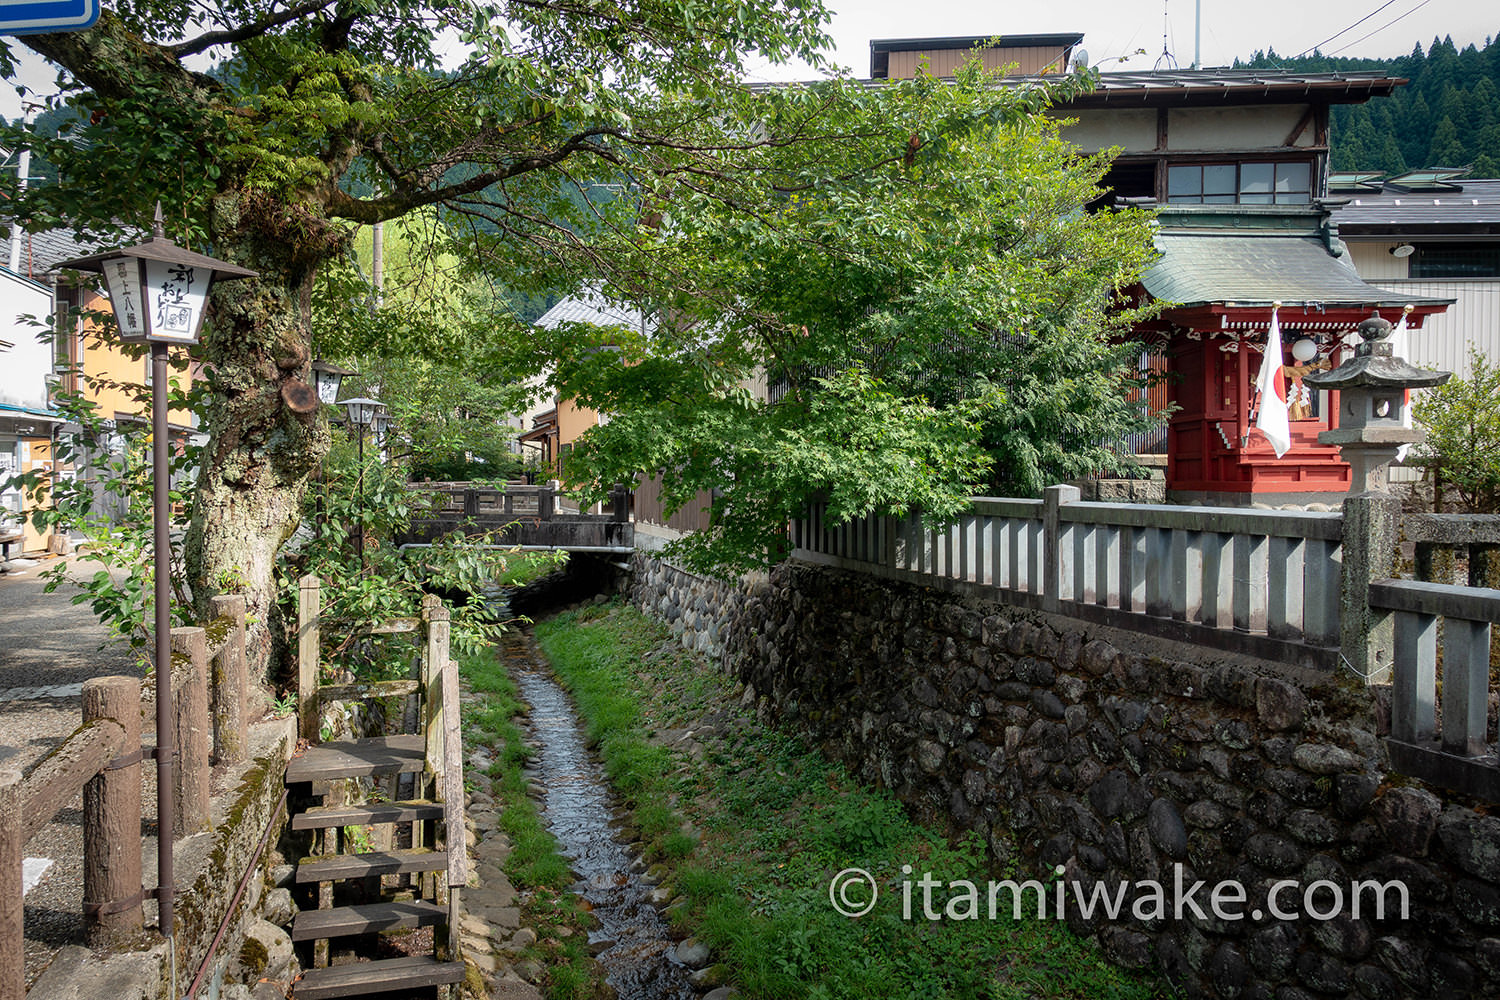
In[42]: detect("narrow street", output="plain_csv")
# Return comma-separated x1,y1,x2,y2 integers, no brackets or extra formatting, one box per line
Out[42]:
0,554,143,985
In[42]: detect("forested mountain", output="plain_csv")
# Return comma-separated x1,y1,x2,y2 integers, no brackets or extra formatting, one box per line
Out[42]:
1234,35,1500,176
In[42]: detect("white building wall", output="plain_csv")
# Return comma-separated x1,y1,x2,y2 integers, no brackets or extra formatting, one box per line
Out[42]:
0,269,55,412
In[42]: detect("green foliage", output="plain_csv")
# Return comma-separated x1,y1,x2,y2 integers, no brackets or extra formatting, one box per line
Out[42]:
276,434,563,680
557,65,1160,573
535,603,1166,1000
1412,348,1500,512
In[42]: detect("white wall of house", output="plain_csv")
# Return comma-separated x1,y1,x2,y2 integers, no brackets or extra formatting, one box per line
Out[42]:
1059,104,1308,156
0,269,54,413
1345,242,1500,381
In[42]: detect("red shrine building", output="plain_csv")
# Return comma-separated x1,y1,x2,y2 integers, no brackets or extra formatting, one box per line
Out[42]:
875,35,1456,504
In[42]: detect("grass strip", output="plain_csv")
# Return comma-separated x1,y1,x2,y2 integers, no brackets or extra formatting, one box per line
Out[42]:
535,600,1169,1000
459,648,598,1000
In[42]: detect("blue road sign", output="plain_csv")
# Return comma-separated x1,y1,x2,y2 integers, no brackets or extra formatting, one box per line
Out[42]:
0,0,101,35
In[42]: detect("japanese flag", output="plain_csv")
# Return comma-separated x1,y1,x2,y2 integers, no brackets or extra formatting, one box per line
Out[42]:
1255,306,1291,458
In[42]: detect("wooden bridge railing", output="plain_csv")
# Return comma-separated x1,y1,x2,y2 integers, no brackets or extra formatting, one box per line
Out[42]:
793,490,1500,801
0,597,249,1000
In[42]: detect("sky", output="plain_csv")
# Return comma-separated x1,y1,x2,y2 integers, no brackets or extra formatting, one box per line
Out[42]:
1,0,1494,118
741,0,1498,81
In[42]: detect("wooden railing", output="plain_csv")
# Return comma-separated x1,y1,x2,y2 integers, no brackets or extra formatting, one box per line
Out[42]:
0,597,249,1000
295,575,468,939
794,485,1343,670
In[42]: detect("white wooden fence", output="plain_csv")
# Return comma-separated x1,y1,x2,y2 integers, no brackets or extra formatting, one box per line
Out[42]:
791,487,1500,798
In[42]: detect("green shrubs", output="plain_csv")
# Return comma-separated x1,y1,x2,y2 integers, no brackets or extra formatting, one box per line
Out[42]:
1413,347,1500,512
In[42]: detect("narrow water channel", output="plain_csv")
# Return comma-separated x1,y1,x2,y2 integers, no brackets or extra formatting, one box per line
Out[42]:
503,628,697,1000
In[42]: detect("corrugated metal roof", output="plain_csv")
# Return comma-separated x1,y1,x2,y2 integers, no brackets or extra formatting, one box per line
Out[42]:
534,288,653,335
1332,179,1500,230
1143,231,1452,309
1047,68,1402,107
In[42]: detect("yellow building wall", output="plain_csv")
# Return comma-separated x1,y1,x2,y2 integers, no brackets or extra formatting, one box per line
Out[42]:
18,436,52,552
69,289,195,427
555,398,599,475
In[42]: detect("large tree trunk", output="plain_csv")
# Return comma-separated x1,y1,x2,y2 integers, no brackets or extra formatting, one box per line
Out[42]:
184,191,344,683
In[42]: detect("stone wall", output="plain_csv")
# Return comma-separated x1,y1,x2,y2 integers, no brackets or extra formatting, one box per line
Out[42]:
628,551,747,659
690,558,1500,1000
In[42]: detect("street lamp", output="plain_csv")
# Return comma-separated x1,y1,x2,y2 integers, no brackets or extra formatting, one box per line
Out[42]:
56,204,256,945
341,397,386,563
310,358,356,406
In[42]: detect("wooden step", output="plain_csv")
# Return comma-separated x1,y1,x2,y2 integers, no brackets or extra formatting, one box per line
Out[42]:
293,955,466,999
291,899,447,941
285,735,426,783
291,800,445,831
297,848,448,883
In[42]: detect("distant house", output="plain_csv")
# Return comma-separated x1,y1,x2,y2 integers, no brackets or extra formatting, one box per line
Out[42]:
0,263,58,555
874,34,1456,504
521,290,654,476
1330,168,1500,381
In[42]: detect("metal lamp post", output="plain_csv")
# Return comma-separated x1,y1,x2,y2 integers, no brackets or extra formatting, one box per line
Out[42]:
341,397,385,563
57,205,256,946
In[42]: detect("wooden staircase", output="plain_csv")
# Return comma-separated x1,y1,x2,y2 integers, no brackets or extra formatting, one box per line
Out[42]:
284,587,469,999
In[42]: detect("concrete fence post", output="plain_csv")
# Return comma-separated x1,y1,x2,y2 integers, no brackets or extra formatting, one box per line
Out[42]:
298,574,321,741
1340,493,1400,684
172,627,211,834
82,676,143,947
1043,485,1081,614
209,594,248,764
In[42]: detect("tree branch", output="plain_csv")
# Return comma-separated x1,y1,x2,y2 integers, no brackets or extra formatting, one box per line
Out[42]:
172,0,337,57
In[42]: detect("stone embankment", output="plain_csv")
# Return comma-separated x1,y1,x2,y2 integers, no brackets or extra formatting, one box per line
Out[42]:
722,562,1500,1000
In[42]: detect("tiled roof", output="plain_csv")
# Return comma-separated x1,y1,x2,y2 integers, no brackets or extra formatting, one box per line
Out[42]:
1143,230,1452,309
0,228,101,279
1332,179,1500,231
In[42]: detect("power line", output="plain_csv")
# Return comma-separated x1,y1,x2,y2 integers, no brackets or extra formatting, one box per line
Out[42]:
1289,0,1406,60
1324,0,1437,58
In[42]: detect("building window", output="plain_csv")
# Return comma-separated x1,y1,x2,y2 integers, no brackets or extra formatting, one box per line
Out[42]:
1167,162,1311,205
1410,244,1500,279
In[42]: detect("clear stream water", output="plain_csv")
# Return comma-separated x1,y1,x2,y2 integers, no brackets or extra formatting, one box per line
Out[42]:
503,628,697,1000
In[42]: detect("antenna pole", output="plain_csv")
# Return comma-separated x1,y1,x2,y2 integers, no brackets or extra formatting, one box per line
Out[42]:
1193,0,1201,69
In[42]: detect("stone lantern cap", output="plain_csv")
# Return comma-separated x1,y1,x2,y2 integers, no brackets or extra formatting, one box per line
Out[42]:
1305,315,1451,391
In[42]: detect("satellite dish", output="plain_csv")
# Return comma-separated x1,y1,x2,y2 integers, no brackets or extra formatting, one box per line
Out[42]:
1067,48,1090,73
1391,244,1416,258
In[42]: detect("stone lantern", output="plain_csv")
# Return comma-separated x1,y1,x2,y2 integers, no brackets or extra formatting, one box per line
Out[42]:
1305,314,1451,494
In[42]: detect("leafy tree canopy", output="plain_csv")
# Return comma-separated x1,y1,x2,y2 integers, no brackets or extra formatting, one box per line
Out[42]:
554,65,1161,573
0,0,838,667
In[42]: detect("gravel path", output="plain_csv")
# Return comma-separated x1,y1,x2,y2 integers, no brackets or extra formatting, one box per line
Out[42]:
0,554,147,986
